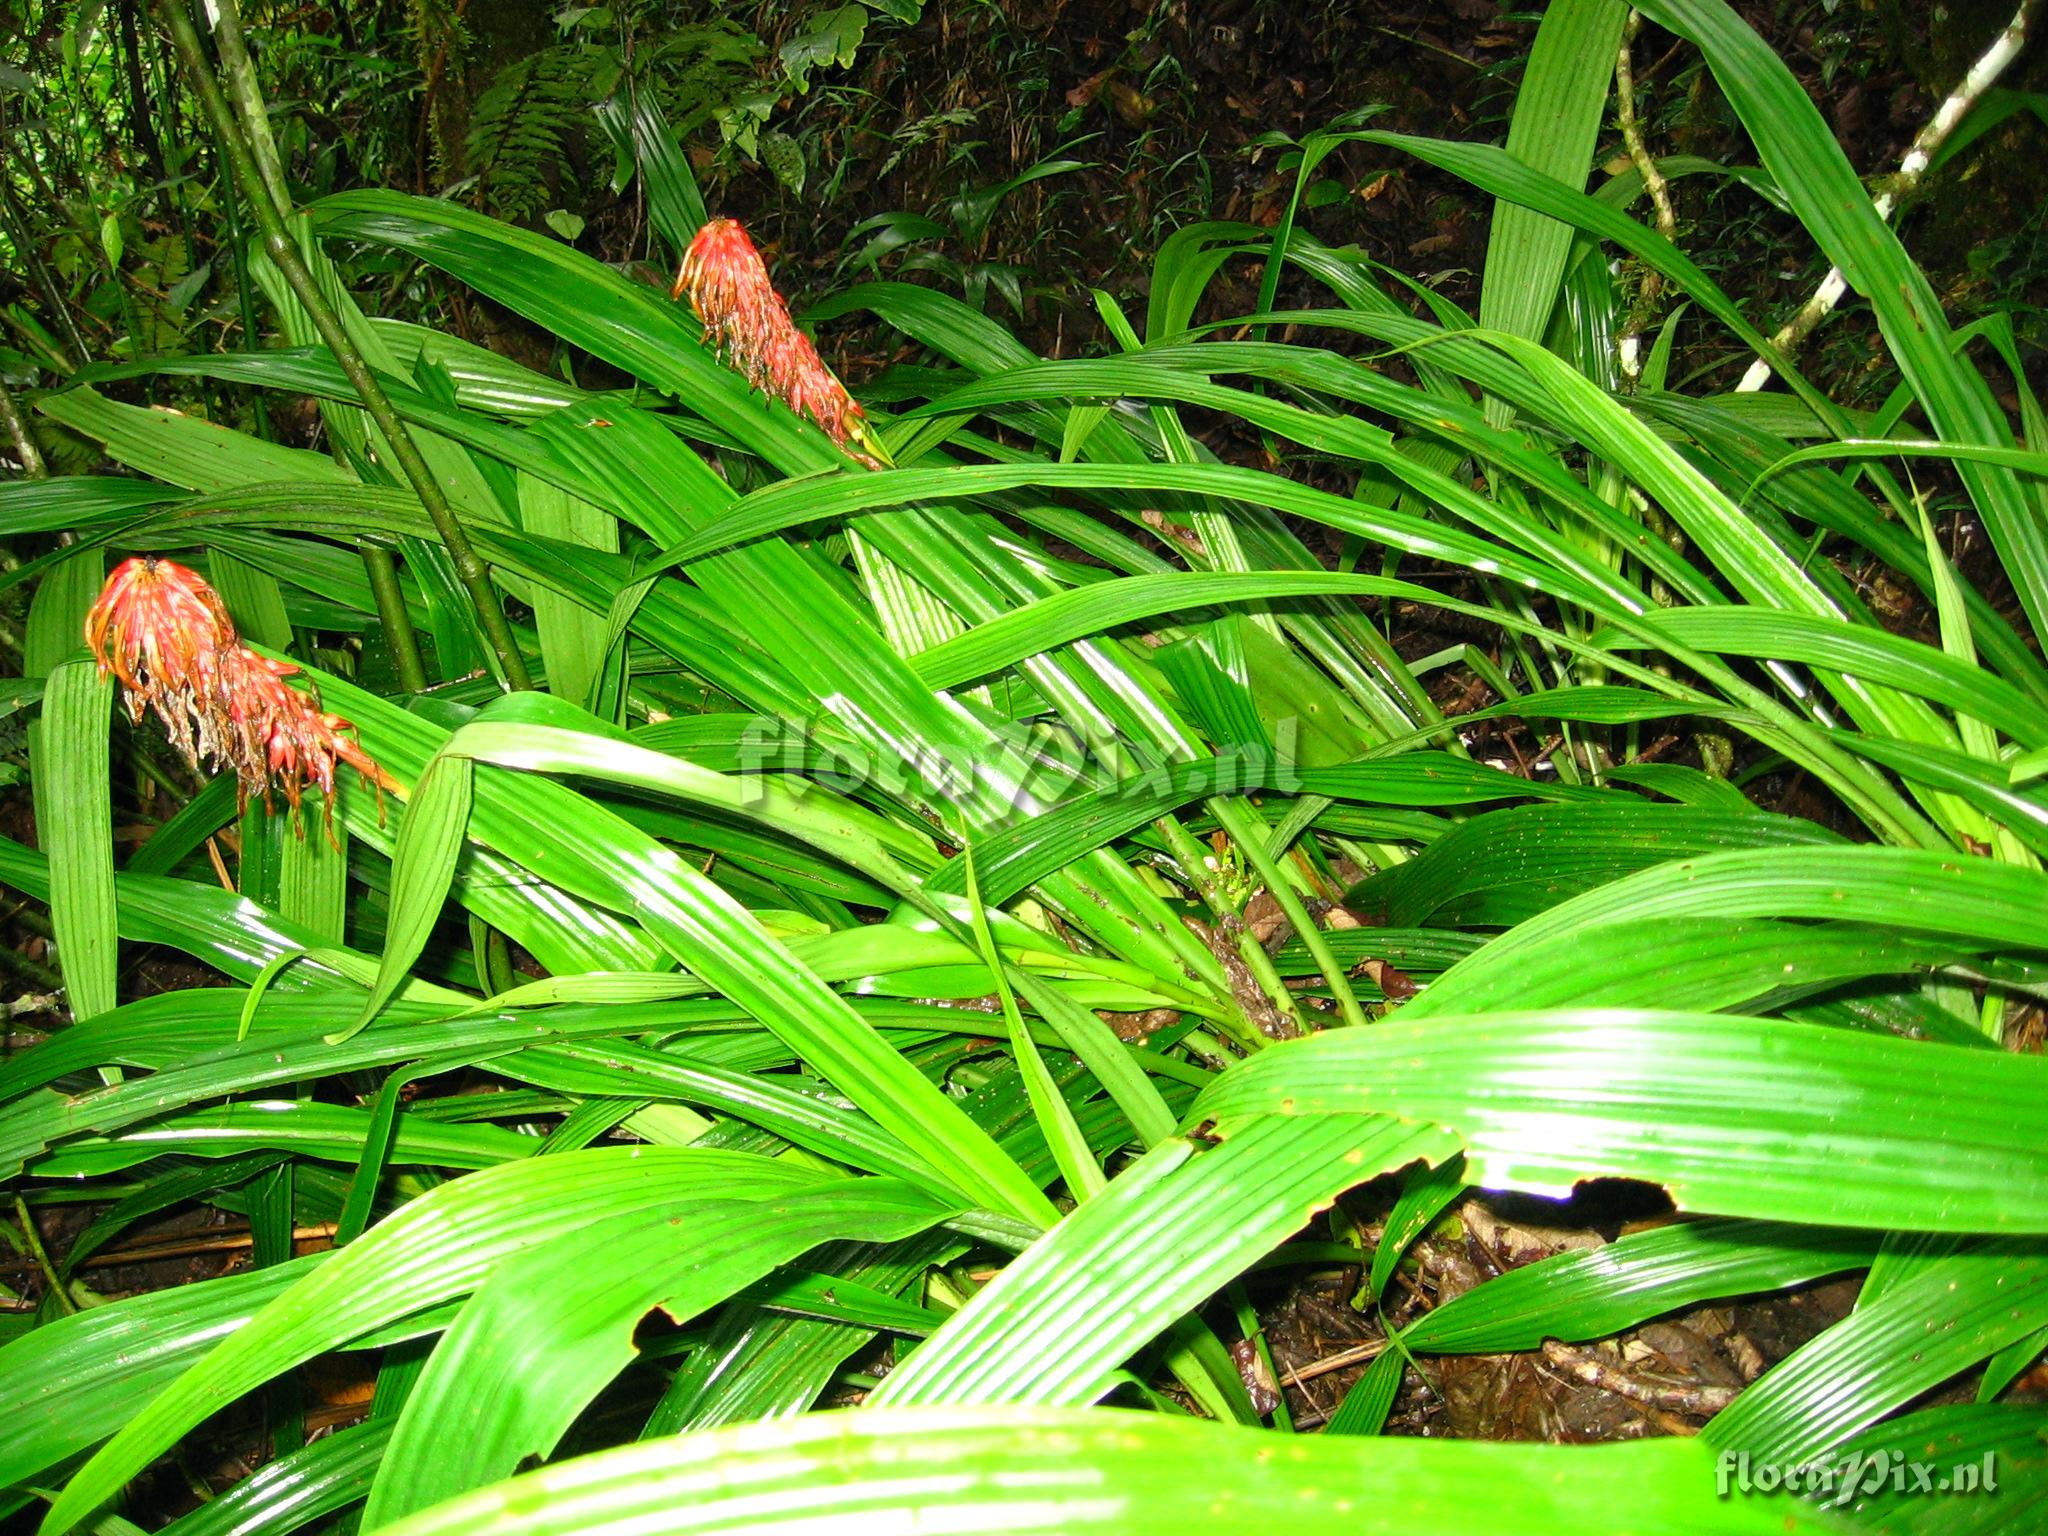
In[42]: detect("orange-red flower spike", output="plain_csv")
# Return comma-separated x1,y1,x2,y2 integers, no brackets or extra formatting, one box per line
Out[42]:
85,556,398,833
673,217,890,469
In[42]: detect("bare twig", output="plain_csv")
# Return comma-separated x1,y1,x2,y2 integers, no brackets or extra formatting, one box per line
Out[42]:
0,934,64,998
1737,0,2042,392
1540,1338,1739,1415
205,834,237,891
1615,10,1678,385
1281,1337,1389,1387
80,1221,338,1270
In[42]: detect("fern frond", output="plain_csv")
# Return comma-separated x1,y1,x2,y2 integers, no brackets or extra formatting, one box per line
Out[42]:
466,46,595,224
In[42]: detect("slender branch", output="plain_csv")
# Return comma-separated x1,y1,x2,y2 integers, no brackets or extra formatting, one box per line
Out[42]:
11,1194,78,1314
1617,13,1678,248
1228,817,1370,1032
157,0,532,690
210,93,274,444
1615,9,1677,385
0,931,64,995
117,0,168,189
205,0,428,691
0,369,68,552
207,0,293,220
1737,0,2042,392
363,545,430,692
0,375,48,479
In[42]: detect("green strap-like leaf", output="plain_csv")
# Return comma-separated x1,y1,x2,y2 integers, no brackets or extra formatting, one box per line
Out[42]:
1403,844,2048,1015
1191,1009,2048,1232
1634,0,2048,650
366,1181,956,1527
363,1405,1839,1536
1403,1218,1878,1353
874,1118,1459,1407
39,1149,835,1536
1478,0,1629,386
0,1254,326,1491
1703,1241,2048,1466
31,658,117,1023
353,751,473,1038
160,1418,390,1536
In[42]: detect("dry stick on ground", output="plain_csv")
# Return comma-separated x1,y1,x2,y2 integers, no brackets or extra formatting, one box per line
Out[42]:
1736,0,2043,392
1615,9,1679,385
78,1222,339,1271
1539,1338,1740,1417
1280,1337,1389,1387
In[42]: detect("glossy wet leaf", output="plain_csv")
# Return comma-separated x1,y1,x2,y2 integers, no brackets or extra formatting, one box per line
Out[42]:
365,1405,1840,1536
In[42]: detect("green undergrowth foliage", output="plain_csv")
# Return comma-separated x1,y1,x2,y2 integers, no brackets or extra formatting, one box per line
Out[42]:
3,0,2048,1532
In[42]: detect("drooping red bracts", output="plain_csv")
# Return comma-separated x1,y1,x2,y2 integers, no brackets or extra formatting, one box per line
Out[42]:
674,217,887,468
86,556,397,827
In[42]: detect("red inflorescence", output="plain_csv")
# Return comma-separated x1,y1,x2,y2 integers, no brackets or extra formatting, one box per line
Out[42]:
85,557,398,829
673,217,887,468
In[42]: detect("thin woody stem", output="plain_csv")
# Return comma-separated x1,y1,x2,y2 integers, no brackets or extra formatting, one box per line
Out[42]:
1614,9,1677,385
1617,13,1677,248
207,0,427,694
0,375,48,479
207,0,292,222
362,544,430,693
158,0,531,690
1737,0,2042,392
